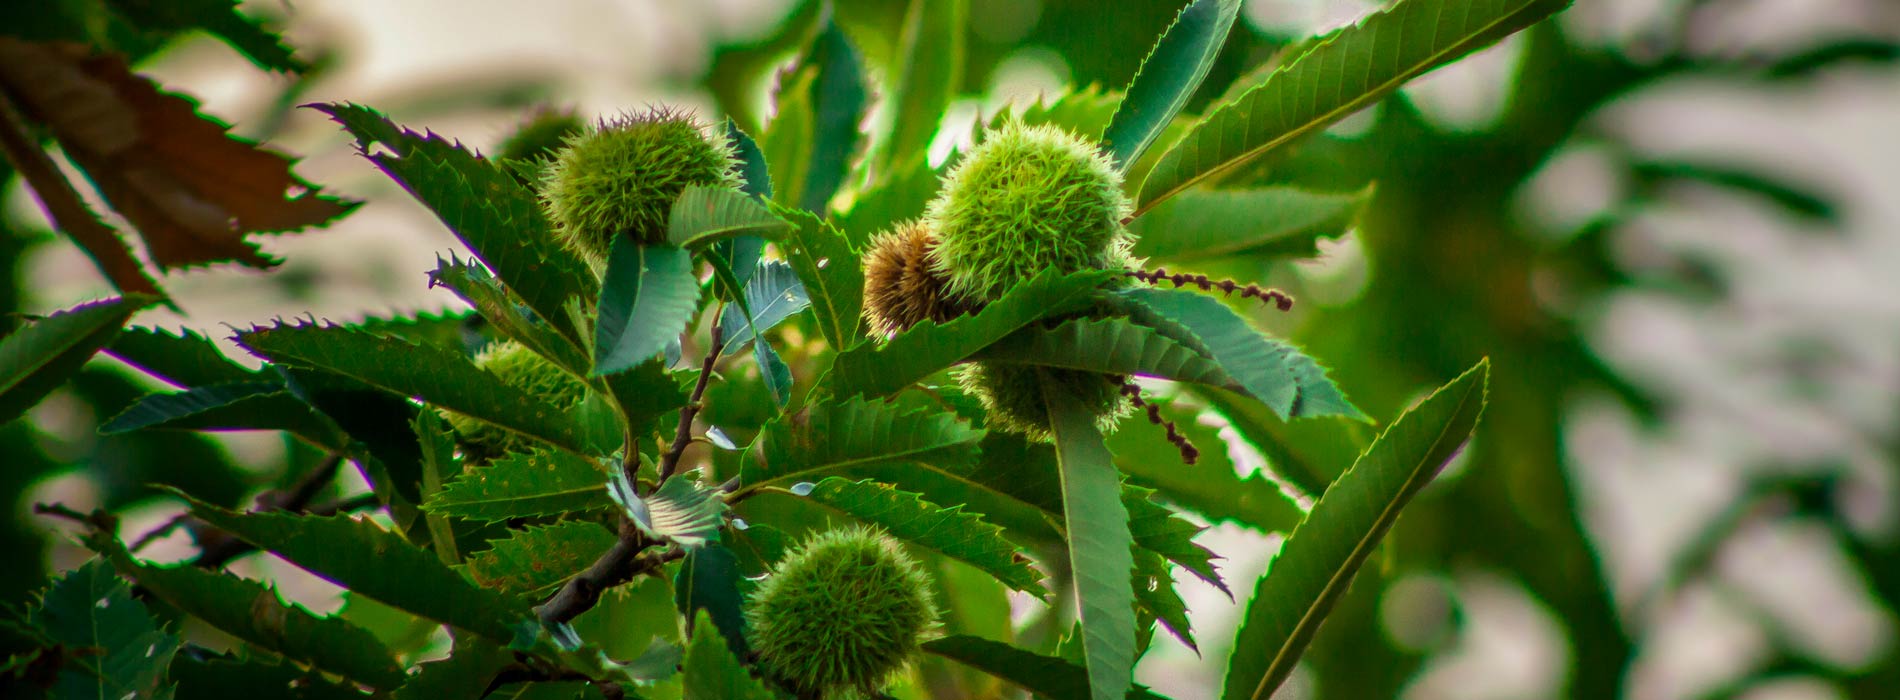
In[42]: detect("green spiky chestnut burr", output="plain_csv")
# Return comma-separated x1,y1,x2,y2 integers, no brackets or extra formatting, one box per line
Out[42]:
861,219,966,337
926,120,1134,304
745,526,938,698
539,108,741,264
921,121,1139,437
443,340,588,463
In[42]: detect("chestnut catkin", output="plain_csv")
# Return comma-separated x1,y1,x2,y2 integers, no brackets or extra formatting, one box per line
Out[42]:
539,108,741,263
745,527,938,698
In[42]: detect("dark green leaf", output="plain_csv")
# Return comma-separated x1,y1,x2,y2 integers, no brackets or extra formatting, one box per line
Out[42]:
1123,487,1224,594
973,317,1242,390
464,521,617,597
610,473,730,549
1107,398,1304,533
796,477,1047,597
829,269,1114,399
1631,159,1836,223
762,66,816,211
778,205,864,351
1223,360,1489,700
100,380,348,449
682,609,775,700
424,448,613,522
171,657,367,700
105,325,254,389
28,559,179,699
667,186,793,248
923,635,1169,700
675,544,749,658
1129,186,1372,261
429,255,588,374
392,637,512,700
742,397,985,490
726,121,773,199
312,102,596,345
1102,0,1242,169
595,239,700,376
797,22,868,213
415,410,463,565
239,322,593,453
0,295,151,423
103,0,306,72
180,491,536,642
87,533,405,689
1194,386,1345,500
1114,288,1363,420
716,261,810,354
1041,373,1137,700
1136,0,1572,211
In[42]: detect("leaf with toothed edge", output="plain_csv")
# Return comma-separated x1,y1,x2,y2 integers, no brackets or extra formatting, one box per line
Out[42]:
1042,371,1137,700
423,448,613,522
1111,287,1364,421
1135,0,1573,212
237,321,594,453
429,255,588,375
595,238,701,377
0,295,154,424
105,325,255,389
972,317,1245,391
310,102,597,344
175,488,537,643
1224,360,1489,700
828,269,1114,399
676,543,750,659
1101,0,1243,170
742,396,986,490
609,472,730,550
462,521,617,598
777,204,863,352
666,186,793,248
795,476,1048,598
1129,186,1373,262
100,380,349,450
682,609,776,700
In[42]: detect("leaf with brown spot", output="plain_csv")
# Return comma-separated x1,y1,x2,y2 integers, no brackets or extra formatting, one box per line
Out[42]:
0,38,356,270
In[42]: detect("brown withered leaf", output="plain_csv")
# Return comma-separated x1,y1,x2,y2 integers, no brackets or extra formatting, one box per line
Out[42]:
0,38,357,270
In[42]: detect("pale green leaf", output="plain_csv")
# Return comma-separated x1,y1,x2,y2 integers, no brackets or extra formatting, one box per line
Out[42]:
875,0,966,174
1042,372,1137,700
666,186,793,248
1129,186,1372,261
610,473,730,549
595,239,700,376
682,609,776,700
1113,288,1363,420
1224,360,1489,700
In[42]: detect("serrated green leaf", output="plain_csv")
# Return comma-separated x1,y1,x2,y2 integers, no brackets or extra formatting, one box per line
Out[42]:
1107,398,1304,533
86,532,405,689
1136,0,1572,211
0,295,151,423
675,544,749,658
611,473,729,549
424,448,612,522
742,396,985,490
1103,0,1242,169
238,322,593,453
29,559,180,699
1194,386,1347,500
430,255,588,375
1123,487,1225,595
682,609,775,700
666,186,793,248
1129,186,1372,261
1224,360,1489,700
171,657,367,700
716,261,810,354
778,205,864,351
875,0,965,174
179,491,536,642
796,477,1047,597
727,121,773,200
464,521,617,597
797,22,868,214
100,380,348,450
392,637,512,700
923,635,1169,700
762,66,816,211
829,269,1114,398
415,410,463,565
312,102,597,344
105,325,254,389
595,239,700,376
1042,372,1137,700
1010,85,1126,137
728,523,793,577
972,317,1243,390
1133,547,1196,651
104,0,307,72
1114,288,1363,420
350,309,477,349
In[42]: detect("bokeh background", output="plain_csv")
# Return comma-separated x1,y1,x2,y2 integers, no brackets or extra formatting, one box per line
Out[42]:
6,0,1900,698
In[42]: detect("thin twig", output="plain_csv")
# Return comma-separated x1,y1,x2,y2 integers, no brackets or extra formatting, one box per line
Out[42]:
0,90,168,304
658,322,723,486
1124,268,1294,312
